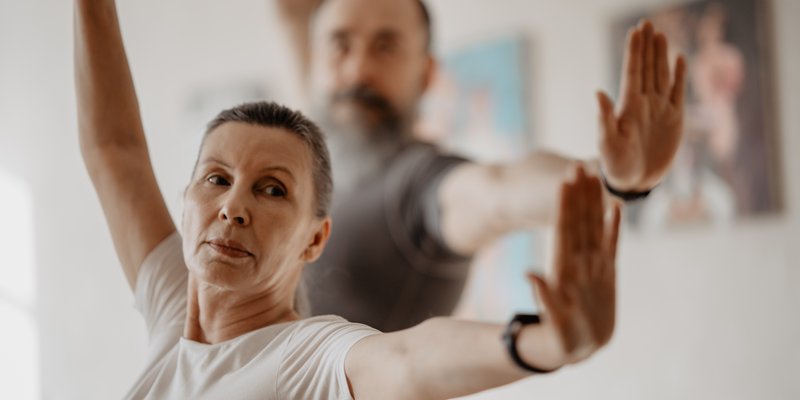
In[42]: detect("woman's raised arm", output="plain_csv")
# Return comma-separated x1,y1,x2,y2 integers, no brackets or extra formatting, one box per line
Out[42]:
345,165,621,400
74,0,175,290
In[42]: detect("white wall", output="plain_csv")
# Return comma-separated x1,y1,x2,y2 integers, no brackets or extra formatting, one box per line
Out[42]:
0,0,797,399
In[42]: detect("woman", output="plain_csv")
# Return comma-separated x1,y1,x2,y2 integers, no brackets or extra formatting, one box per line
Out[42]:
75,1,621,399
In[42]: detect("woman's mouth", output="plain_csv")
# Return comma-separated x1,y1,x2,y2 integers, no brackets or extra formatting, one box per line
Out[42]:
206,239,253,258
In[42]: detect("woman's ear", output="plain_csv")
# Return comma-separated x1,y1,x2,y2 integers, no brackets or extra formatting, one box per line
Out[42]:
302,217,332,263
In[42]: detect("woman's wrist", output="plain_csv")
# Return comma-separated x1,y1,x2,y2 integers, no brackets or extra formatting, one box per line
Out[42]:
515,323,567,372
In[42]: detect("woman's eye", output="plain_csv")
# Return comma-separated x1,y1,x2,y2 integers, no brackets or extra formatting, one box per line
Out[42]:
207,175,230,186
263,185,286,198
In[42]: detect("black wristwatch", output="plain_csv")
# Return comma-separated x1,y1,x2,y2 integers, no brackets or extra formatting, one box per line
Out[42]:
600,170,654,202
502,313,560,374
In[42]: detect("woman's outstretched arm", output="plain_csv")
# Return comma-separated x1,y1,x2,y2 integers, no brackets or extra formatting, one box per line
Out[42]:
346,165,622,400
74,0,175,290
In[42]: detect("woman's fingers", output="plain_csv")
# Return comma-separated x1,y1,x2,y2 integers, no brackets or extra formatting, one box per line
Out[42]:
575,165,589,257
528,273,557,316
605,204,622,264
655,33,670,96
642,21,655,94
553,167,621,292
587,175,604,252
554,180,573,285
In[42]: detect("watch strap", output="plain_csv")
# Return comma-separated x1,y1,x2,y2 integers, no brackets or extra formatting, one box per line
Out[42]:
502,313,559,374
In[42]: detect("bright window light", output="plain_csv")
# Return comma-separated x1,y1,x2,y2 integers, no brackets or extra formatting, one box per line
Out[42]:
0,170,39,400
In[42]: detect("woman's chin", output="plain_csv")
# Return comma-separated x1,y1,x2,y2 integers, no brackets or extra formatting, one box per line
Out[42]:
189,259,251,290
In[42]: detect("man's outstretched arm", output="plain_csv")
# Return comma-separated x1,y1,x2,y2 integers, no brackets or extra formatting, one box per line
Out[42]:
438,20,685,255
75,0,175,290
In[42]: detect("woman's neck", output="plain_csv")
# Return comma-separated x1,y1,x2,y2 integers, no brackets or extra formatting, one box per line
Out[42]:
183,275,300,344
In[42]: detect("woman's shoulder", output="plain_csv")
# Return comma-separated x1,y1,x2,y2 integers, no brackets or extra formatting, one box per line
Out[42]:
289,314,379,333
284,315,380,348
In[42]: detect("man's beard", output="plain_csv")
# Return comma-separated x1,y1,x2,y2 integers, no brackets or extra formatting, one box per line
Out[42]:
313,85,415,196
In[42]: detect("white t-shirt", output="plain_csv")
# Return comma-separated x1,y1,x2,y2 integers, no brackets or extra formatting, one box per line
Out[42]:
124,232,380,400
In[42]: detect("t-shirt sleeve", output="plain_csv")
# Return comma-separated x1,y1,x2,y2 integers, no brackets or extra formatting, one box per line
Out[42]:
278,316,380,400
385,143,470,266
134,231,188,339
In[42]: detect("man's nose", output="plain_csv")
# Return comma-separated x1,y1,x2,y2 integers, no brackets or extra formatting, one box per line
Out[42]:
341,47,376,87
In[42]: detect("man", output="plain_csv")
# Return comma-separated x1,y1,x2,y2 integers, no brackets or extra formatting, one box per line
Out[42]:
277,0,686,331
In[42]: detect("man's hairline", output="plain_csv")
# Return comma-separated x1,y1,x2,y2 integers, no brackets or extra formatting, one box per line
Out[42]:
310,0,432,53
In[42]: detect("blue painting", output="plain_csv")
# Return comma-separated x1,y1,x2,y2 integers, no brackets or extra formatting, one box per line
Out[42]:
417,35,541,321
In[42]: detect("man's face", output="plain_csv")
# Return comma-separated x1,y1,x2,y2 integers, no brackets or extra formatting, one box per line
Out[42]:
309,0,433,136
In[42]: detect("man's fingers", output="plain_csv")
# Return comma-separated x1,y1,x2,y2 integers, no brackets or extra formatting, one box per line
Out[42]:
621,27,642,98
670,55,687,108
655,33,670,95
597,91,617,140
642,21,655,94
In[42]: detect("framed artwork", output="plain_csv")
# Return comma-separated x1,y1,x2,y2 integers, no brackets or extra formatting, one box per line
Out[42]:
612,0,783,228
417,35,541,321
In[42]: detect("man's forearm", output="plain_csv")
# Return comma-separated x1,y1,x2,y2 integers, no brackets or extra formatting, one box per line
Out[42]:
439,151,623,255
493,151,579,227
439,150,586,254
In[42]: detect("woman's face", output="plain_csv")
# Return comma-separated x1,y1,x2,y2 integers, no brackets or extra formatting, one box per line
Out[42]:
182,122,330,295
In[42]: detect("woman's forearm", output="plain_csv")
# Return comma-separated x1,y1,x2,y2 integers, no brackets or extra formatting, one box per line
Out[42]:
405,318,535,399
73,0,176,289
347,317,560,400
74,0,147,152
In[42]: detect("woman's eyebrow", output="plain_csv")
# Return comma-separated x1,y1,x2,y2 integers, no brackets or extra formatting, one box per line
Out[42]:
200,157,232,169
259,166,296,184
200,158,296,183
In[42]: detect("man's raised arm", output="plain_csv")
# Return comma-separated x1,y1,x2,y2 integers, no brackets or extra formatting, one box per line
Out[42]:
273,0,321,92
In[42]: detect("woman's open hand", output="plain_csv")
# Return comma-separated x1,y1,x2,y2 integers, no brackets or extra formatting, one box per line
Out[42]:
523,164,621,368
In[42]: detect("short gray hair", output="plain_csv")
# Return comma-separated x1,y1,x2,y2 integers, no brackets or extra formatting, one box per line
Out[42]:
205,101,333,218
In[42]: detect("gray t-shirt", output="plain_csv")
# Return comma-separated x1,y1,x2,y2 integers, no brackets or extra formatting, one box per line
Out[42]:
304,141,471,332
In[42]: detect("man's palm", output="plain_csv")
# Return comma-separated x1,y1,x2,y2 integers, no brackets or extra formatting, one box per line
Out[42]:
599,21,687,191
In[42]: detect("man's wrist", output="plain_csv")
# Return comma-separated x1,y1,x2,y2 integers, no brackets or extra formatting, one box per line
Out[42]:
598,165,656,201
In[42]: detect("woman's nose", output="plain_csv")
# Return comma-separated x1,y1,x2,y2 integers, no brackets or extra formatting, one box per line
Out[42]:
218,194,251,226
219,211,248,226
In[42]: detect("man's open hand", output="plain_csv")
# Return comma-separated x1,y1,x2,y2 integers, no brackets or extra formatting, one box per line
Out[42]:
598,20,687,192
